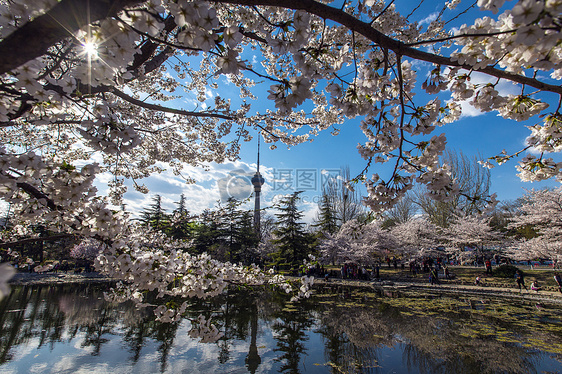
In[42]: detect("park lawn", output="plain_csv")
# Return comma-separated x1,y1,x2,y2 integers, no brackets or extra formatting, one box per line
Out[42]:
448,266,560,291
321,265,561,292
398,266,561,292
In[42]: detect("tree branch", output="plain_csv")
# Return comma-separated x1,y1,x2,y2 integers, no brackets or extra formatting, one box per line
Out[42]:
0,0,146,75
2,0,559,96
0,234,75,248
16,181,60,211
108,87,235,120
213,0,562,95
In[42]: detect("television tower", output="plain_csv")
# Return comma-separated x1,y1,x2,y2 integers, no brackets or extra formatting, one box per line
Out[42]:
251,135,265,235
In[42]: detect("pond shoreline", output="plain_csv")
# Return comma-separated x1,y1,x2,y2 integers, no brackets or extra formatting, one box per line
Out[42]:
9,271,116,285
313,277,562,305
9,271,562,304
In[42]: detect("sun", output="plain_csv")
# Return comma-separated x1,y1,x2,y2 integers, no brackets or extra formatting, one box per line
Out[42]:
82,41,99,60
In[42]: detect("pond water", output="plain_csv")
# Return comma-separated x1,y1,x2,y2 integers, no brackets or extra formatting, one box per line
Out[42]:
0,283,561,374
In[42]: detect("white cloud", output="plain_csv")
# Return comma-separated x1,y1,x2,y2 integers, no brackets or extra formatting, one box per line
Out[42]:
93,160,276,219
419,12,438,26
301,200,319,225
442,68,520,119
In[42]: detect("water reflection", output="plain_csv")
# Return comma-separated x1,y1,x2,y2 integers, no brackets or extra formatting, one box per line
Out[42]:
0,283,561,374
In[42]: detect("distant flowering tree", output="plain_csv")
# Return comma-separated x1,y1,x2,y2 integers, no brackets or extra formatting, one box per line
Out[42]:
318,219,396,265
507,188,562,262
0,0,560,312
70,238,105,261
317,231,350,266
390,217,441,260
444,214,503,263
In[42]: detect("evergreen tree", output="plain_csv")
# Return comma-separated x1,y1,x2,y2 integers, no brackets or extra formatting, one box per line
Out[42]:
190,202,259,263
170,194,195,240
235,211,260,265
217,199,259,264
192,209,221,255
272,192,315,269
140,195,169,232
174,194,188,215
313,190,338,235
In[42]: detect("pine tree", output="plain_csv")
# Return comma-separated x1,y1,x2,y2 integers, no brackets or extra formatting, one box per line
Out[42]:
272,191,315,269
217,199,259,264
313,190,338,235
174,194,188,215
234,210,260,265
170,194,195,240
192,209,222,255
140,195,169,232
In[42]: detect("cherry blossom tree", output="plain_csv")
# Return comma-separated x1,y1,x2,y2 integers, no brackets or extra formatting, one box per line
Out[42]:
507,188,562,262
317,231,351,265
318,219,396,265
0,0,560,310
70,237,105,261
444,214,503,263
413,150,492,228
390,217,441,260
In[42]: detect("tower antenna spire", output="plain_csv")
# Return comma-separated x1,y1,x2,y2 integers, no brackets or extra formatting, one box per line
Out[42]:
251,132,265,236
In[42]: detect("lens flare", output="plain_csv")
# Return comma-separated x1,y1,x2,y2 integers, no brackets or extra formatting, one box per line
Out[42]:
82,41,99,59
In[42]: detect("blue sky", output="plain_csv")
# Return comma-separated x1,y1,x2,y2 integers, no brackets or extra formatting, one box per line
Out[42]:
101,0,562,223
112,100,561,223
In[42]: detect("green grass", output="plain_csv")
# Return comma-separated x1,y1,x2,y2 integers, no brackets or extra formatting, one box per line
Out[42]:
319,265,562,292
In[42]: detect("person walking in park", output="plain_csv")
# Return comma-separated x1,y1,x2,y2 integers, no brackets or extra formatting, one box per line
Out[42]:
554,273,562,294
515,270,527,292
485,259,492,275
430,268,439,285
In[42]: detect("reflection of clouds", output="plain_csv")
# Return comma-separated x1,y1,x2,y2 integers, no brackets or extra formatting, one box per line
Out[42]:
140,321,278,374
51,354,93,374
10,337,41,362
28,363,48,373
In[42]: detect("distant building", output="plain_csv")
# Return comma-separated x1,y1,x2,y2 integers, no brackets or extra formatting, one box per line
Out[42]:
251,137,265,235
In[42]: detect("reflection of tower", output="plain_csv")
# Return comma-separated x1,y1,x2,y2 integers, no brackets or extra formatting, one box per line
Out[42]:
245,302,261,373
251,136,265,235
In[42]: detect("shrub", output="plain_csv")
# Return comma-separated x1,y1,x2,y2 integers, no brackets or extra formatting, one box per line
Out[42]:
494,264,523,278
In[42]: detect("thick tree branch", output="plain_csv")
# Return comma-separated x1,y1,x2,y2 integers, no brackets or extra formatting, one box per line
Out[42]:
0,234,75,248
213,0,562,95
108,88,235,120
2,0,559,96
16,181,60,211
0,0,146,75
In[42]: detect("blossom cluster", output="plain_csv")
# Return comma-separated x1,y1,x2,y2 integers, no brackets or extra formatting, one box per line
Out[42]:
0,0,558,216
0,0,561,337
